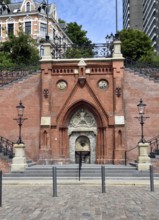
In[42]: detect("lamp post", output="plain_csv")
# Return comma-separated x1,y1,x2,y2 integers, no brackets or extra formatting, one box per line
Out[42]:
14,101,27,144
135,98,149,143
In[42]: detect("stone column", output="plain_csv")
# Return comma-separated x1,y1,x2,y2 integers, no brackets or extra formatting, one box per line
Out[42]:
41,42,52,60
137,142,151,171
113,40,123,59
11,144,28,172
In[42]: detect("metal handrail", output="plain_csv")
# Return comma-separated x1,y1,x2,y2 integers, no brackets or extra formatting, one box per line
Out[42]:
125,135,159,165
124,144,138,166
124,59,159,81
0,63,40,87
0,136,15,159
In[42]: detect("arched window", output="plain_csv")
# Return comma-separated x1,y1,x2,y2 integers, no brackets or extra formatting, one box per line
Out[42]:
26,2,30,12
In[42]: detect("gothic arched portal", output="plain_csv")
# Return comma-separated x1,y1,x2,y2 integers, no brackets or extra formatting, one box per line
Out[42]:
68,108,97,163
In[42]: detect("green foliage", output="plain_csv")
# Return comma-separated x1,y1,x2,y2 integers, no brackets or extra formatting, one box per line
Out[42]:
0,52,15,68
119,29,154,61
0,0,11,4
58,18,65,23
2,31,40,65
65,22,94,58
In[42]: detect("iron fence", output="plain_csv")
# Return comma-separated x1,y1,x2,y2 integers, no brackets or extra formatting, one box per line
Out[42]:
0,136,15,158
0,63,40,87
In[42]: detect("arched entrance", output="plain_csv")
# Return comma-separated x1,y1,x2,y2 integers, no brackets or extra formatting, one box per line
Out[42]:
68,108,97,163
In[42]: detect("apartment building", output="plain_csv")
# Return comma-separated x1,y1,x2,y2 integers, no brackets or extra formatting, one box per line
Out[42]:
123,0,159,53
0,0,72,56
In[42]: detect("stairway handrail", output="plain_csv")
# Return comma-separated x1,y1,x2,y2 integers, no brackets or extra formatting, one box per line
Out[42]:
0,62,40,87
147,135,159,143
125,134,159,165
0,136,15,158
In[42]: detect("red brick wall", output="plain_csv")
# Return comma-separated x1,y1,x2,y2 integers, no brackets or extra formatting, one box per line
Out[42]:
0,158,11,173
124,70,159,161
1,66,159,164
0,74,41,161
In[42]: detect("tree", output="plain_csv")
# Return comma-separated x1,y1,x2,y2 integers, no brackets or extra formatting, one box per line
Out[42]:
3,30,39,65
119,29,154,62
59,21,94,58
0,0,11,4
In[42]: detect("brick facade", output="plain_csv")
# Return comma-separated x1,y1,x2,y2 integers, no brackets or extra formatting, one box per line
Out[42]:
0,74,41,161
39,57,125,164
1,47,159,165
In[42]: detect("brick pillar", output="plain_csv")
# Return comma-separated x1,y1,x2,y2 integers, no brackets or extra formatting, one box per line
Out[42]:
39,42,53,163
112,40,125,164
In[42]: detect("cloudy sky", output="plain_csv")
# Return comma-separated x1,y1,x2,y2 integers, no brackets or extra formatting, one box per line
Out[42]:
53,0,123,43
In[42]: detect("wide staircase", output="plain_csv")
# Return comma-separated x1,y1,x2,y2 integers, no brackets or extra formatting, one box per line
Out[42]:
1,133,159,179
3,163,159,180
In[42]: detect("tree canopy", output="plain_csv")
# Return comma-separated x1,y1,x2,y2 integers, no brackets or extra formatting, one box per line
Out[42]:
59,20,94,58
119,29,155,62
0,0,11,4
1,30,39,67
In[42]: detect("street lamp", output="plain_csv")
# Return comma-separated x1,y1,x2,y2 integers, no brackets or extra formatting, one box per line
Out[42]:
135,98,149,143
14,101,27,144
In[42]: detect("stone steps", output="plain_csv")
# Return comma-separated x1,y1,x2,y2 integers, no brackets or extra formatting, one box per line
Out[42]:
4,164,159,179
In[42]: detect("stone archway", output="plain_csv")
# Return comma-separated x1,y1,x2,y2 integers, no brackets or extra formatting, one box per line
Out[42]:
68,108,97,163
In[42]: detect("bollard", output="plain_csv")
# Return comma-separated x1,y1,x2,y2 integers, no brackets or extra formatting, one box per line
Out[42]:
52,167,57,197
150,165,154,192
101,166,106,193
0,170,2,207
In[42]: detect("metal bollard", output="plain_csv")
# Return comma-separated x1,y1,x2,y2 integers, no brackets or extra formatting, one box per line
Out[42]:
101,166,106,193
150,165,154,192
52,167,57,197
0,170,2,207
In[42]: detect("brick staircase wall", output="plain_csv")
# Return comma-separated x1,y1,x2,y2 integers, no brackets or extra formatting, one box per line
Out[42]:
0,73,41,161
0,68,159,164
124,69,159,161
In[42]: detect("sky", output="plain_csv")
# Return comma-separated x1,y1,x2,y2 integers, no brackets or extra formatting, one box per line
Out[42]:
53,0,123,43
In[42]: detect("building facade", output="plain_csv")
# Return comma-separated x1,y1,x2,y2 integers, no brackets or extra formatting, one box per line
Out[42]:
38,42,125,164
123,0,159,53
0,0,72,56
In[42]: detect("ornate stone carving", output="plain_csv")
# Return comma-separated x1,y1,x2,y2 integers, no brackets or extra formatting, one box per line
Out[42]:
78,77,86,87
57,80,67,90
69,109,96,128
98,80,108,90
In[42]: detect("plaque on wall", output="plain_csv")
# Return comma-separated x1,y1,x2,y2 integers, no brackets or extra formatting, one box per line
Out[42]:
57,80,67,90
98,80,108,90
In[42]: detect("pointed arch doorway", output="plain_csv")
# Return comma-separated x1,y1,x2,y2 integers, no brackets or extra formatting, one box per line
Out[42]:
68,108,97,164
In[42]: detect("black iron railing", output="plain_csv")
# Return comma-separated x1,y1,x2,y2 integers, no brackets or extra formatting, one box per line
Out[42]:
0,63,40,87
51,42,114,59
0,136,15,159
125,135,159,165
125,59,159,81
148,135,159,158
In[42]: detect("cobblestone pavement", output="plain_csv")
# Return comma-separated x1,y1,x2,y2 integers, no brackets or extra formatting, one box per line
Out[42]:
0,184,159,220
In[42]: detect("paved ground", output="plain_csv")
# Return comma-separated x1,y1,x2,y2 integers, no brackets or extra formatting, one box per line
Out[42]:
0,182,159,220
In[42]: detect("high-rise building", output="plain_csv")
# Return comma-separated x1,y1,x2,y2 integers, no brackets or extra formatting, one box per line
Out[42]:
123,0,159,53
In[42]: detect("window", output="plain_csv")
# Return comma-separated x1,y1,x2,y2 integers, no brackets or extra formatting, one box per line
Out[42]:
8,23,14,36
25,21,31,35
40,46,44,57
26,2,30,12
40,23,47,33
40,23,47,38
